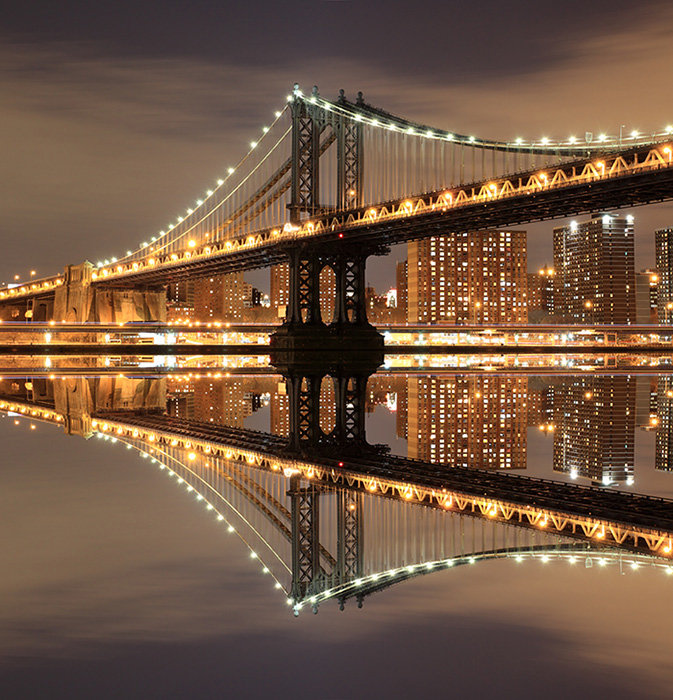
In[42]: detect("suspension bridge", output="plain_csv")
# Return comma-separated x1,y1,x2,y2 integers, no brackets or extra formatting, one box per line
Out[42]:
3,373,673,613
2,85,673,336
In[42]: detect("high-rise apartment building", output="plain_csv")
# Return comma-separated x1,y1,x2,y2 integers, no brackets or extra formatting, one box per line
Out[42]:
396,260,408,322
635,269,659,323
407,231,528,323
166,280,195,322
553,213,635,323
655,228,673,322
527,265,555,317
552,377,635,485
655,377,673,472
193,273,251,322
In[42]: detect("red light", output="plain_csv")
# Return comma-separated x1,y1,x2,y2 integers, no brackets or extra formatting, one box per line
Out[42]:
338,462,344,467
338,233,343,238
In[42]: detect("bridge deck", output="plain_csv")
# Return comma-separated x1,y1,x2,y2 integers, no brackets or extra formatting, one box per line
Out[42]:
96,412,673,535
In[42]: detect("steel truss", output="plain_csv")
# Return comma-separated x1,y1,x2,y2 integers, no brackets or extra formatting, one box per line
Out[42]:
289,475,321,599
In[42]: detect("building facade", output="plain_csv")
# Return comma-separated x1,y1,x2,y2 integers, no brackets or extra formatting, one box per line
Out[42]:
407,230,528,323
655,228,673,322
552,377,635,485
553,214,635,323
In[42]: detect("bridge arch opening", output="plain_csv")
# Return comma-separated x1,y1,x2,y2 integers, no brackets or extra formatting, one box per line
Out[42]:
319,264,336,325
319,376,335,435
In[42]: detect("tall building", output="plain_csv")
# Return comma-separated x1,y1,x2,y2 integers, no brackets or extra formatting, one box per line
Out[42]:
396,260,408,322
270,264,290,320
553,213,635,323
552,377,635,485
656,377,673,471
193,273,251,322
166,280,195,322
527,265,555,318
407,230,527,324
655,228,673,322
406,376,528,469
635,269,659,323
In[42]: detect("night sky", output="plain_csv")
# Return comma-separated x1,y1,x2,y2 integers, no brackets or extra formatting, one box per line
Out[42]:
3,0,673,286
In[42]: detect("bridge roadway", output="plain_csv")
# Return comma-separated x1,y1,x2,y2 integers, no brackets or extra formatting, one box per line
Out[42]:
96,412,673,548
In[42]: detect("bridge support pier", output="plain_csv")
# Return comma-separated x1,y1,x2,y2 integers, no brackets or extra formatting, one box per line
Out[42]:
270,247,385,361
281,367,377,456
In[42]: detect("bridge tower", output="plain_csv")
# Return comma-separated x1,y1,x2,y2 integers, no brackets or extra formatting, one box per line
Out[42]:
274,86,384,354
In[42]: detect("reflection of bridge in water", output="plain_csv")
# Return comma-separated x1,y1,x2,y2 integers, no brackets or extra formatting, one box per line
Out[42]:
3,374,673,614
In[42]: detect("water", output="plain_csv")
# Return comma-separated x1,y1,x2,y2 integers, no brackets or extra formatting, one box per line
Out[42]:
2,355,673,698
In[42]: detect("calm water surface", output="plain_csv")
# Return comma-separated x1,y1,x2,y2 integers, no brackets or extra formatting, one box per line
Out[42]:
2,356,673,699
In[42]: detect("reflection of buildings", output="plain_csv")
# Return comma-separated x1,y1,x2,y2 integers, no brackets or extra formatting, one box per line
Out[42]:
526,383,554,430
407,230,528,323
167,377,274,428
406,376,527,469
552,377,635,485
656,378,673,472
269,378,336,437
656,228,673,322
553,214,635,323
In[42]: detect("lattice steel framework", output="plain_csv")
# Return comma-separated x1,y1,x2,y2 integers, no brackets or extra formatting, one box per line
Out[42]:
336,89,364,211
285,250,373,327
289,91,322,224
337,489,363,584
289,476,321,599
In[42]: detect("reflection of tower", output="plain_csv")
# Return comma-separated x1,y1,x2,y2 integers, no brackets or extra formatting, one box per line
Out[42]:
656,377,673,472
288,478,363,609
406,376,527,468
552,377,635,485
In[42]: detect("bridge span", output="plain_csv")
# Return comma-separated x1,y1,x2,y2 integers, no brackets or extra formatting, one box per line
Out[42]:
2,87,673,334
